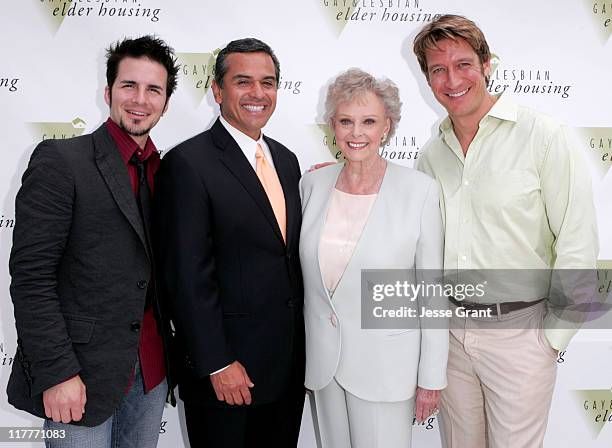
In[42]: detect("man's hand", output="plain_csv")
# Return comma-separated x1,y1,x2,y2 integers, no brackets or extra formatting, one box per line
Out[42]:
43,375,86,423
415,387,441,423
307,162,335,172
210,361,254,405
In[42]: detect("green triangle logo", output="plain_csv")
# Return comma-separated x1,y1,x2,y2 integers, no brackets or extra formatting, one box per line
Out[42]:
39,1,70,34
585,0,612,43
176,51,218,108
320,3,350,37
573,389,612,438
314,123,343,160
597,260,612,270
574,127,612,180
28,117,87,142
489,53,501,77
597,260,612,303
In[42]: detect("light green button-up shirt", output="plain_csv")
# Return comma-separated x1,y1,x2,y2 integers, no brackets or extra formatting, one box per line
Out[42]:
416,93,599,349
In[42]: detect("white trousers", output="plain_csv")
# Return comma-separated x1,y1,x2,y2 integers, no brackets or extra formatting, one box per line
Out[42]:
311,378,415,448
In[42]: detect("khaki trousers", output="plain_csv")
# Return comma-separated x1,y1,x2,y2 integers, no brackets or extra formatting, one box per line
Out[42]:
439,301,558,448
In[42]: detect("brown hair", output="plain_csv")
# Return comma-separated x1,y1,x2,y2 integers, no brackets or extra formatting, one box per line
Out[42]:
413,15,491,83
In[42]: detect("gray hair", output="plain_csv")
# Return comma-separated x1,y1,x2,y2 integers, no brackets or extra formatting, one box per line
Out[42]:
324,68,401,146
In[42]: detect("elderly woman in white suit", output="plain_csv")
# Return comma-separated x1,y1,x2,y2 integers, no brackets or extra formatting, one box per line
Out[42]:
299,68,448,448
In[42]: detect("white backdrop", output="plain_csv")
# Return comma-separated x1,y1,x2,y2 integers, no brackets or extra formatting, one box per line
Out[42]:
1,1,612,446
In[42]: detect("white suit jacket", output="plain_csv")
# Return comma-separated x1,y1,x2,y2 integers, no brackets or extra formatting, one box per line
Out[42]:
299,162,448,402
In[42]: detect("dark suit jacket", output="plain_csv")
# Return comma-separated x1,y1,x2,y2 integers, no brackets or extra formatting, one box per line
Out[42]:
155,118,305,406
7,125,170,426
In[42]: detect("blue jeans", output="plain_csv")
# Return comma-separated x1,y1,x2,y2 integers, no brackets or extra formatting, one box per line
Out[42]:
44,359,167,448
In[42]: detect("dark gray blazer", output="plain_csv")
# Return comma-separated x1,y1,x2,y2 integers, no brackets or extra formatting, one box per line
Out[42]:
7,124,164,426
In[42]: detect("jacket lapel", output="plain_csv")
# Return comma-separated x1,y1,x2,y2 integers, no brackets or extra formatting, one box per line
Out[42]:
93,125,149,257
212,120,285,245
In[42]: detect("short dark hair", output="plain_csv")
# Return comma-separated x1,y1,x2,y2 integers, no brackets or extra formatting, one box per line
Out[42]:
106,35,179,98
214,38,280,88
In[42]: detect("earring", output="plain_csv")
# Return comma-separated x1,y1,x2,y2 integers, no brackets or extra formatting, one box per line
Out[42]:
381,133,387,143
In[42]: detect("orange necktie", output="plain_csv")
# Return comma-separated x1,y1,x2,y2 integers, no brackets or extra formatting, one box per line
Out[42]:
255,144,286,241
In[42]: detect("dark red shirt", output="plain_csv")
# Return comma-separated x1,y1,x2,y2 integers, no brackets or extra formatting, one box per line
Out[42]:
106,118,166,393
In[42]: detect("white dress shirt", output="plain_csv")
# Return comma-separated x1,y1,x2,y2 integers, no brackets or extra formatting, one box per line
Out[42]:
219,115,276,170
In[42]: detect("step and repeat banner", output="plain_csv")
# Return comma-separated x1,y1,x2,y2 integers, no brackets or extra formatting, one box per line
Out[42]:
1,1,612,447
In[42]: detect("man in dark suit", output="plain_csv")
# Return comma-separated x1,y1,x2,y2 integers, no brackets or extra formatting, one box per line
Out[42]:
7,36,179,447
155,38,305,447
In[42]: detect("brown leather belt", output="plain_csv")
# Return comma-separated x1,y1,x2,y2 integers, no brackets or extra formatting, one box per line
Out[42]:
449,297,545,316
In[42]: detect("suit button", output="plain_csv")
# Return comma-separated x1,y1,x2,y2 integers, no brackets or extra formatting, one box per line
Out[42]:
330,314,338,327
137,280,147,289
286,253,292,260
130,321,141,332
287,299,294,308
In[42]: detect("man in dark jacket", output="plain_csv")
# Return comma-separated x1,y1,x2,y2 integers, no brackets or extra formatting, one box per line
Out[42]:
7,35,179,448
155,38,305,448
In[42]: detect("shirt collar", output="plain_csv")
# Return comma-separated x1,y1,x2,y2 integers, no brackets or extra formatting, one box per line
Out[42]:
105,117,158,165
219,115,265,147
486,92,518,122
219,115,266,165
439,92,518,137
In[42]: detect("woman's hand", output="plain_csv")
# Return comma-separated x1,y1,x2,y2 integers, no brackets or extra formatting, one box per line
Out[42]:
415,387,441,423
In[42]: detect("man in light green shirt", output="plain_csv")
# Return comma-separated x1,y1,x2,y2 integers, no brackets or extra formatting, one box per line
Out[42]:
413,14,598,448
